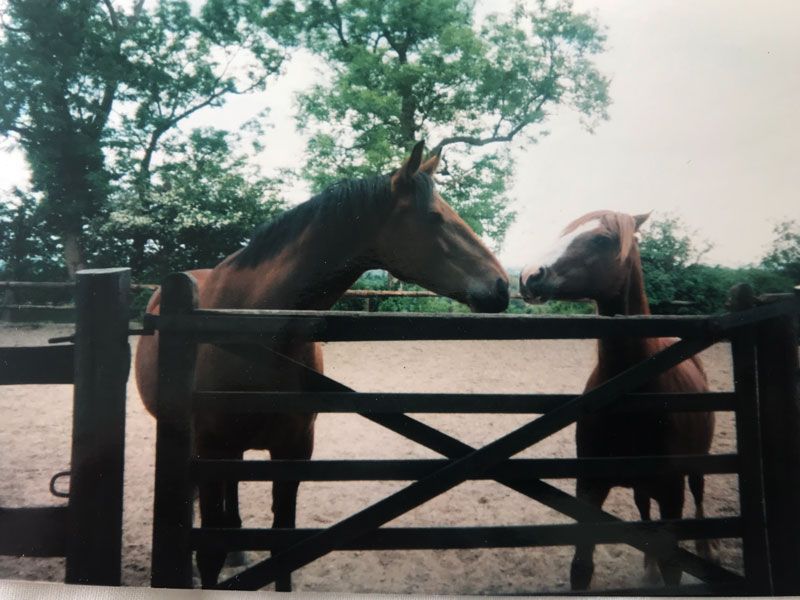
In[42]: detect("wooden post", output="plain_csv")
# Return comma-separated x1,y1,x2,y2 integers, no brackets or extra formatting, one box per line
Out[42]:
151,272,199,588
728,285,773,594
66,268,131,585
1,287,15,322
754,289,800,594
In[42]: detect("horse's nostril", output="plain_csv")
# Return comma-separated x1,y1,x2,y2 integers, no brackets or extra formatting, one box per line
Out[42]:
521,266,546,297
529,266,546,283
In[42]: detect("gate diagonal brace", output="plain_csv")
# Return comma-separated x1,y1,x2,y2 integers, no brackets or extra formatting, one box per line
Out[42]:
212,338,740,590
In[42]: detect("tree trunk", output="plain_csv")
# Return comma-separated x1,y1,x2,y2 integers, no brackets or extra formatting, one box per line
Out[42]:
131,234,147,277
63,233,85,279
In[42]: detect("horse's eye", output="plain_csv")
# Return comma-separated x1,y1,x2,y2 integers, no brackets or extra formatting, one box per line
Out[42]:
592,235,615,248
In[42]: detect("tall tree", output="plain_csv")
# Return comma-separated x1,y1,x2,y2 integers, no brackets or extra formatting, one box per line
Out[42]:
0,0,295,276
295,0,609,245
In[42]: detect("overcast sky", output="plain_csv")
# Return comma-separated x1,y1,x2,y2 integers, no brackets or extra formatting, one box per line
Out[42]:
2,0,798,268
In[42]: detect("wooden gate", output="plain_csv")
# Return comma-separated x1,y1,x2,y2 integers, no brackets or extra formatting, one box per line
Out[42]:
0,268,130,585
148,272,800,594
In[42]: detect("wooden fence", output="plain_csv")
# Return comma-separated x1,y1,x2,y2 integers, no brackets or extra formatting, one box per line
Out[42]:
0,269,130,585
146,272,800,594
0,280,530,321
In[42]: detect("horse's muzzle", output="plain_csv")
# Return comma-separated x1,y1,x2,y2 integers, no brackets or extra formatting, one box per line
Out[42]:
469,277,509,313
520,269,549,304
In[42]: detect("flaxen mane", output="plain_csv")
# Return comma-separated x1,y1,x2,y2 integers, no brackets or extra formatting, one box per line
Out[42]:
561,209,639,262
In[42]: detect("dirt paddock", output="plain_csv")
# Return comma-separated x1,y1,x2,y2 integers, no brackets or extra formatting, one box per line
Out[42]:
0,323,741,593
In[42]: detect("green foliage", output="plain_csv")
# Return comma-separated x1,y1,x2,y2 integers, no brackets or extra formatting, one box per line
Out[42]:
294,0,609,246
678,264,793,314
639,215,708,312
0,189,64,280
761,220,800,283
0,0,114,270
96,128,286,281
640,215,793,314
0,0,294,275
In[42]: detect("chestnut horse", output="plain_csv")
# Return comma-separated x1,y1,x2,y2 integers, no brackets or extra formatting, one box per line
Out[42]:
519,210,714,590
135,141,509,589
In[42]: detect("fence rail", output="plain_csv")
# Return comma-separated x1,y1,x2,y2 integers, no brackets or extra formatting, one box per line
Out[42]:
147,271,800,594
3,283,516,321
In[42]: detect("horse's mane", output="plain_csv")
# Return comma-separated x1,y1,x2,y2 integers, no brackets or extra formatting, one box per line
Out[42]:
232,171,435,269
561,209,639,263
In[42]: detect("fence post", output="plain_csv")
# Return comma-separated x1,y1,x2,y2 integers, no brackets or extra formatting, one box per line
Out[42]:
151,272,199,588
1,286,15,322
754,289,800,594
65,268,130,585
728,285,773,594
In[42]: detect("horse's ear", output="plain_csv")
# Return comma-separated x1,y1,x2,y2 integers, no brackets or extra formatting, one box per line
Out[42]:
401,140,425,177
420,148,441,175
633,212,651,231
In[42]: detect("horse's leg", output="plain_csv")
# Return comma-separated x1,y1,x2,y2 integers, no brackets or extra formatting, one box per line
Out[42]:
655,477,686,586
688,474,717,561
197,478,227,588
570,478,611,590
634,486,660,585
197,442,242,588
269,426,315,592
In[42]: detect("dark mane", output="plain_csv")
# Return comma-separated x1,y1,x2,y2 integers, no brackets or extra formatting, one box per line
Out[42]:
232,171,434,269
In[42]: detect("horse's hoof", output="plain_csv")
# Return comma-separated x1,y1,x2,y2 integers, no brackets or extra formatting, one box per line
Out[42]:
225,550,249,567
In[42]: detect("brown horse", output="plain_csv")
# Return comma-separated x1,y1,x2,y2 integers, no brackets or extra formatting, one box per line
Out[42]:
135,141,509,589
519,210,714,590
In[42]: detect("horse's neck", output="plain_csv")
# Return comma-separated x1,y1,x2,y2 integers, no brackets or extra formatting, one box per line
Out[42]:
595,252,653,373
212,223,372,311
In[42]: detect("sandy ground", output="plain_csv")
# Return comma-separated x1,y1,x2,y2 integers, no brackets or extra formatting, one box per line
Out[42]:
0,323,741,594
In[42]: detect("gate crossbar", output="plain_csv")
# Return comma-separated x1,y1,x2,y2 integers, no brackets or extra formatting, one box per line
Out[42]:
213,341,738,588
218,335,731,590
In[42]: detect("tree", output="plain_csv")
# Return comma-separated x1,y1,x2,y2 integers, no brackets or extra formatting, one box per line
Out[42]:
95,127,286,280
0,188,63,280
294,0,609,246
762,219,800,283
640,215,793,314
639,214,711,313
0,0,295,276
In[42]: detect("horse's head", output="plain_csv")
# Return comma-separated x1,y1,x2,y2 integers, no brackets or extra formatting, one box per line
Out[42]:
372,141,509,313
519,210,649,303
